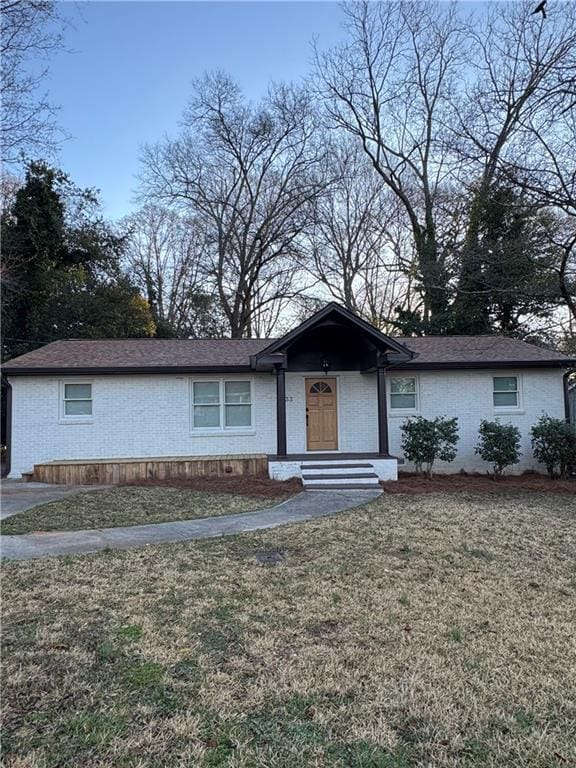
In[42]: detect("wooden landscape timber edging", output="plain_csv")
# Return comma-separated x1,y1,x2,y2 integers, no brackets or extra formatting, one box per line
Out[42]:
30,455,268,485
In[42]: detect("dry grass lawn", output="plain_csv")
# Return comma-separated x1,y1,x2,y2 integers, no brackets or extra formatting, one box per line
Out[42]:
2,492,575,767
0,487,280,534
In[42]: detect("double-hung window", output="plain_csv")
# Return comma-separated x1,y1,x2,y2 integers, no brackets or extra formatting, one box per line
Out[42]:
62,382,93,418
191,380,252,430
390,377,417,411
224,381,252,427
192,382,221,428
493,376,519,409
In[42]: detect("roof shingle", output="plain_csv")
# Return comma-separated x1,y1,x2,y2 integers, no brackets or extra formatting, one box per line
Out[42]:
3,334,573,372
3,338,271,370
395,335,572,366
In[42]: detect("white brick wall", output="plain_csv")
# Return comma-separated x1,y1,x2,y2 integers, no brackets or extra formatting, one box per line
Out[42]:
8,374,277,477
8,368,566,477
285,372,378,454
388,368,566,473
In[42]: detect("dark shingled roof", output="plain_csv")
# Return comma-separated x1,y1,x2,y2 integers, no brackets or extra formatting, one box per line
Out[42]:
3,334,574,373
395,336,572,367
3,338,271,371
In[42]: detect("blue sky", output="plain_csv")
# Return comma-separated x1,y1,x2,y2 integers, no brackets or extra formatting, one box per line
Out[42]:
46,1,346,220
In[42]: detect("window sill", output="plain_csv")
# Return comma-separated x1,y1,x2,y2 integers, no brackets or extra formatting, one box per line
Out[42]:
190,429,256,437
58,419,94,425
389,411,420,418
493,409,525,416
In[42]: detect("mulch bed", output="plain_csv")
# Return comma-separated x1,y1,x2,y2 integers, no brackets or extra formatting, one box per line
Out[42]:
123,471,575,496
122,474,302,499
384,472,576,494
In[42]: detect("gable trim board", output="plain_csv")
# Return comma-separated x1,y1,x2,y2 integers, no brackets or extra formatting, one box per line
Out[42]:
4,303,575,481
252,302,414,363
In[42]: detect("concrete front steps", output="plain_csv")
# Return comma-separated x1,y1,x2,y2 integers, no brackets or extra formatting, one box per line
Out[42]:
301,460,381,491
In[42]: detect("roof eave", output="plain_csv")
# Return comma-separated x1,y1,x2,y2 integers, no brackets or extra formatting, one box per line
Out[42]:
3,365,257,377
389,359,576,371
5,358,575,377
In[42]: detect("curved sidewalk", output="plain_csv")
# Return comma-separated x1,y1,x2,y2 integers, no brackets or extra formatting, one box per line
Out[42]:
0,489,381,561
1,480,110,519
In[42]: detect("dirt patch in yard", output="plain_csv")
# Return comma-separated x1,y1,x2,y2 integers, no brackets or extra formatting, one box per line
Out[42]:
385,472,576,494
122,474,302,498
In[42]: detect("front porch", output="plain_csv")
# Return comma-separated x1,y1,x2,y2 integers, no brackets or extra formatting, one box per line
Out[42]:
252,304,414,486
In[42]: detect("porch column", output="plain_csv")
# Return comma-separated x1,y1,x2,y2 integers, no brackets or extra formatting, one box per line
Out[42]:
275,366,287,457
377,366,389,455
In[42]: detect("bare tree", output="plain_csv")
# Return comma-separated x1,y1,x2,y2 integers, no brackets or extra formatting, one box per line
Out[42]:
315,0,576,334
0,0,68,163
457,1,576,211
0,173,20,213
140,73,327,337
123,204,225,337
305,140,413,330
315,0,466,329
506,97,576,325
248,264,298,337
541,218,576,326
452,0,576,328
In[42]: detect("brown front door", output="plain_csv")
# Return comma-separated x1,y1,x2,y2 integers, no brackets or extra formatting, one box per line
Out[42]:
306,378,338,451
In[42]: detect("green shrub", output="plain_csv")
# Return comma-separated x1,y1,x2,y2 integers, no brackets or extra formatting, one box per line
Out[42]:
530,415,576,479
400,416,459,478
475,420,521,477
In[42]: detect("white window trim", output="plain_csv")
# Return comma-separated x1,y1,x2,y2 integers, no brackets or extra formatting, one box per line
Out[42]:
189,378,255,435
492,373,524,414
388,375,420,417
58,380,94,424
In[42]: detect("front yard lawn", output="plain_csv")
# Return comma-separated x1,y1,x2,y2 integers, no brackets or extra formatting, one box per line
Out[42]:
2,492,575,767
0,486,288,535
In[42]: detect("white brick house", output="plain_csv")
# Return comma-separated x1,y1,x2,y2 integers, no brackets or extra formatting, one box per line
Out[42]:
4,303,574,486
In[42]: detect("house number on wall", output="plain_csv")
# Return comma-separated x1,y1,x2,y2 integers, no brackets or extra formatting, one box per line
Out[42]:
285,396,293,402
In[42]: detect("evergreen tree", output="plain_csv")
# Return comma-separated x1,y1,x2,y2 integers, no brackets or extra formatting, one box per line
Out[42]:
1,162,155,361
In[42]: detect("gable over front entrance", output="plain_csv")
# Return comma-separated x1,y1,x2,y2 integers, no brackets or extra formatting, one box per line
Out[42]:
250,303,414,460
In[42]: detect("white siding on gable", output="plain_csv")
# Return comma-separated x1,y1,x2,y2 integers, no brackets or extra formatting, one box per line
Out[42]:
7,367,567,477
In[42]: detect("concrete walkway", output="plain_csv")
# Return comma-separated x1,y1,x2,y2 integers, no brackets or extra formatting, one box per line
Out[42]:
1,480,109,519
0,489,381,561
